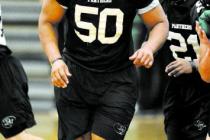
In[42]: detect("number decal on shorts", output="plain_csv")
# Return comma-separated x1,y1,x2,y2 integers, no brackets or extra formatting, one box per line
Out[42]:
74,4,124,44
168,31,199,61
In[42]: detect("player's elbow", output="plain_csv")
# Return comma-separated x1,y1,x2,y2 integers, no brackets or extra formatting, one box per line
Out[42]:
38,12,55,37
161,12,169,33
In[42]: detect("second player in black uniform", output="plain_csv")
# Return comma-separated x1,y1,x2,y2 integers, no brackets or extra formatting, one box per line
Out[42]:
39,0,169,139
161,0,210,140
0,6,43,140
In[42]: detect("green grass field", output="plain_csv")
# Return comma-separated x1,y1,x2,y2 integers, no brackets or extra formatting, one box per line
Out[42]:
0,113,166,140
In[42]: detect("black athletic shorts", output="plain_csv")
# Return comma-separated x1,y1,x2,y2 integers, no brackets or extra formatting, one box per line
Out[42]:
163,74,210,140
55,57,138,140
0,56,36,138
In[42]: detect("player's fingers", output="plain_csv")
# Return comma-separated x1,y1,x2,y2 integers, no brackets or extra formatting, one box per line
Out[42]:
51,76,62,88
59,68,69,85
140,53,147,64
133,52,144,66
129,51,138,60
145,60,153,68
64,65,71,76
133,58,142,66
54,71,66,88
166,60,177,68
165,62,180,73
144,56,153,68
168,67,182,77
173,70,183,77
165,61,178,72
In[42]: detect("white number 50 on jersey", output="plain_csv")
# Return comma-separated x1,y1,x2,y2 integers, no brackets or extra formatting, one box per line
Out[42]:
75,4,124,44
168,31,199,61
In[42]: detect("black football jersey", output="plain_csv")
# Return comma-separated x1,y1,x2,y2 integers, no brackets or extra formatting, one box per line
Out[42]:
0,6,11,59
161,0,199,62
56,0,159,72
161,0,210,84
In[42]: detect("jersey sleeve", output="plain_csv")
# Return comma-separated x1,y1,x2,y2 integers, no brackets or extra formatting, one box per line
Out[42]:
137,0,160,14
0,7,6,46
56,0,69,9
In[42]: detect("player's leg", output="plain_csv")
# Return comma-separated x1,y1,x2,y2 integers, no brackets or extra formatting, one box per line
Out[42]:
6,131,43,140
75,132,91,140
55,87,93,140
0,56,42,140
91,66,138,140
91,133,105,140
163,79,210,140
55,60,94,140
182,82,210,140
163,80,186,140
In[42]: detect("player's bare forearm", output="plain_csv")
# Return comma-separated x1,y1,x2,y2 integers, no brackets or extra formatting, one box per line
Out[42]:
38,21,61,62
38,0,65,62
146,20,169,53
141,5,169,53
38,0,70,88
130,5,169,68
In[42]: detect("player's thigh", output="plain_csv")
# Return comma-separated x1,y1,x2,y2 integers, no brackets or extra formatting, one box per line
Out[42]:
92,69,138,140
55,84,93,140
91,133,105,140
6,131,43,140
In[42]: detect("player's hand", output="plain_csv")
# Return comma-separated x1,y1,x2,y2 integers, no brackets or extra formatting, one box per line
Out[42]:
165,58,193,77
129,42,154,68
196,21,210,62
51,59,71,88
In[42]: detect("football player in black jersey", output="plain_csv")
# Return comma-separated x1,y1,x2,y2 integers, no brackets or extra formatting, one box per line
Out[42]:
0,7,43,140
161,0,210,140
38,0,169,139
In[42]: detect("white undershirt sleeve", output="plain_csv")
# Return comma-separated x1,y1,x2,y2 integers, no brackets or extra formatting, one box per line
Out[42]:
137,0,160,15
0,7,6,46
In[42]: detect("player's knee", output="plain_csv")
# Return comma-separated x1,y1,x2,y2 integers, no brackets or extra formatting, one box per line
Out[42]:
91,133,105,140
75,132,91,140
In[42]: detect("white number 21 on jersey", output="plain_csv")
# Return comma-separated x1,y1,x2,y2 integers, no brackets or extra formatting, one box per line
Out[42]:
168,31,199,61
74,4,124,44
